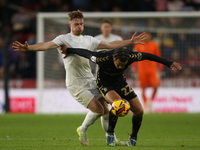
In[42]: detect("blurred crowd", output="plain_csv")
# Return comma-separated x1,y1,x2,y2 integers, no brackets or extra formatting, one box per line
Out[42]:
0,0,200,80
147,32,200,78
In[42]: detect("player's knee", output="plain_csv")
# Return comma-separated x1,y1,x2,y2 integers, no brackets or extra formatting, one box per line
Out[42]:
96,107,104,114
88,99,104,114
103,106,109,115
97,97,109,115
102,102,109,115
134,108,144,117
94,104,104,114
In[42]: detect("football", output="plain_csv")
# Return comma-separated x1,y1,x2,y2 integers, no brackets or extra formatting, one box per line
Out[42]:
111,99,130,117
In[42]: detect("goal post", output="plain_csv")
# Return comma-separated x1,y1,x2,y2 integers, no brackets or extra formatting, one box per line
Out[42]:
36,12,200,113
36,14,45,113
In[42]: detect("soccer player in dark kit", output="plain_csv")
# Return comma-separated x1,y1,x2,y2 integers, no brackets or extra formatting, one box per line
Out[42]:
61,46,182,146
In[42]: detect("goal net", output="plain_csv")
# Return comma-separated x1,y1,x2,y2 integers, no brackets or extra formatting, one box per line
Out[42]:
36,12,200,113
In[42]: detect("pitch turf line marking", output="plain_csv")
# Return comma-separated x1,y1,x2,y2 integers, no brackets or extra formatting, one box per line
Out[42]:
0,138,200,141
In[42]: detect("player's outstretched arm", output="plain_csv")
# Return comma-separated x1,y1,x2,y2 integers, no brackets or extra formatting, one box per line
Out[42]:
61,46,107,64
97,31,146,50
131,52,182,70
61,46,95,59
12,41,58,51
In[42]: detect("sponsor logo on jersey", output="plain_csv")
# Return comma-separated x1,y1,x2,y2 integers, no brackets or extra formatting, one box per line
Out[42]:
91,56,96,63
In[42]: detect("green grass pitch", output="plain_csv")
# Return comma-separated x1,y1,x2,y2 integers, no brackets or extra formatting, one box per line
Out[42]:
0,113,200,150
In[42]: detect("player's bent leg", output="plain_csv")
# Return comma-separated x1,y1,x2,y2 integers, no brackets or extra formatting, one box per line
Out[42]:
97,97,126,146
141,86,148,109
104,90,121,146
97,97,109,115
149,73,160,111
87,97,104,114
151,85,158,101
149,84,158,112
129,97,144,116
104,90,121,135
127,97,144,146
104,90,121,104
78,98,104,146
69,82,106,146
81,98,104,133
98,97,109,132
81,97,104,131
97,97,111,143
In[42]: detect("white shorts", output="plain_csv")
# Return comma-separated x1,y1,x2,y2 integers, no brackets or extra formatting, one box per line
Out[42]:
67,79,102,108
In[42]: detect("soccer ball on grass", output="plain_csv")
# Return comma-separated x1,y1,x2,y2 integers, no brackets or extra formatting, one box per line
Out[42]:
111,99,130,117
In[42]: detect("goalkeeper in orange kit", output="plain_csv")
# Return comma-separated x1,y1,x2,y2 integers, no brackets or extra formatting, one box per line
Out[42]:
133,32,163,111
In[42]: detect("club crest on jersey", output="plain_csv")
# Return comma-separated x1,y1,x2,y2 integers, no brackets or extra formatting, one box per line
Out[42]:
91,56,97,63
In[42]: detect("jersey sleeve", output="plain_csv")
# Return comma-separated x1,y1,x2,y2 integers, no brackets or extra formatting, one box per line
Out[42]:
67,48,112,65
129,51,173,68
88,36,101,51
52,35,65,46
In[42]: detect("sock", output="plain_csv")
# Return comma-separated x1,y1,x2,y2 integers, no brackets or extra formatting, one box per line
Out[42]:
101,103,112,132
130,115,143,139
101,114,109,132
101,113,118,141
80,111,102,133
107,110,118,133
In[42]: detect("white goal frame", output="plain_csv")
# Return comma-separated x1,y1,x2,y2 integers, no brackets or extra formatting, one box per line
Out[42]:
36,11,200,113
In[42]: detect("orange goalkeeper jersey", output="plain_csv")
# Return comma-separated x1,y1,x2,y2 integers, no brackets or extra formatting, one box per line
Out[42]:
133,41,163,74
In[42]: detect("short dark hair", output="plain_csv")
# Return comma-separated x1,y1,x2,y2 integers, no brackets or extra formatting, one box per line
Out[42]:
68,10,84,21
113,47,130,62
101,19,112,26
144,30,152,35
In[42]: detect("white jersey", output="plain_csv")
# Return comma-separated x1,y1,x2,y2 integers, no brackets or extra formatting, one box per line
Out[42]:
92,33,123,77
52,33,101,87
94,33,123,42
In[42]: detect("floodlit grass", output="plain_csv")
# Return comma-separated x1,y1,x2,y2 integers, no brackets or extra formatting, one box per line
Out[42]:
0,113,200,150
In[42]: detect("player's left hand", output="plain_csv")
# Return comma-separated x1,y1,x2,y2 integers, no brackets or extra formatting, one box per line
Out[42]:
61,45,68,58
131,32,146,45
170,62,182,70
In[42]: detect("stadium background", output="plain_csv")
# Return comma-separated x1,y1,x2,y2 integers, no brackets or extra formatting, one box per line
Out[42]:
0,0,200,114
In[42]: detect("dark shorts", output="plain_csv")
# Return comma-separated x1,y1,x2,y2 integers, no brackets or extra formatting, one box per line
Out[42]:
96,79,137,101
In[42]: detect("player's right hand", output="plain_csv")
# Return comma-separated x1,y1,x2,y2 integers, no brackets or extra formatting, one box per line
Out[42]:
12,41,29,51
61,45,68,58
170,62,182,70
131,31,146,45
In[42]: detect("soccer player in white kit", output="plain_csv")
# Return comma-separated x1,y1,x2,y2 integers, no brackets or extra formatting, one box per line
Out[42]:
91,19,123,77
12,10,146,146
95,19,123,42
